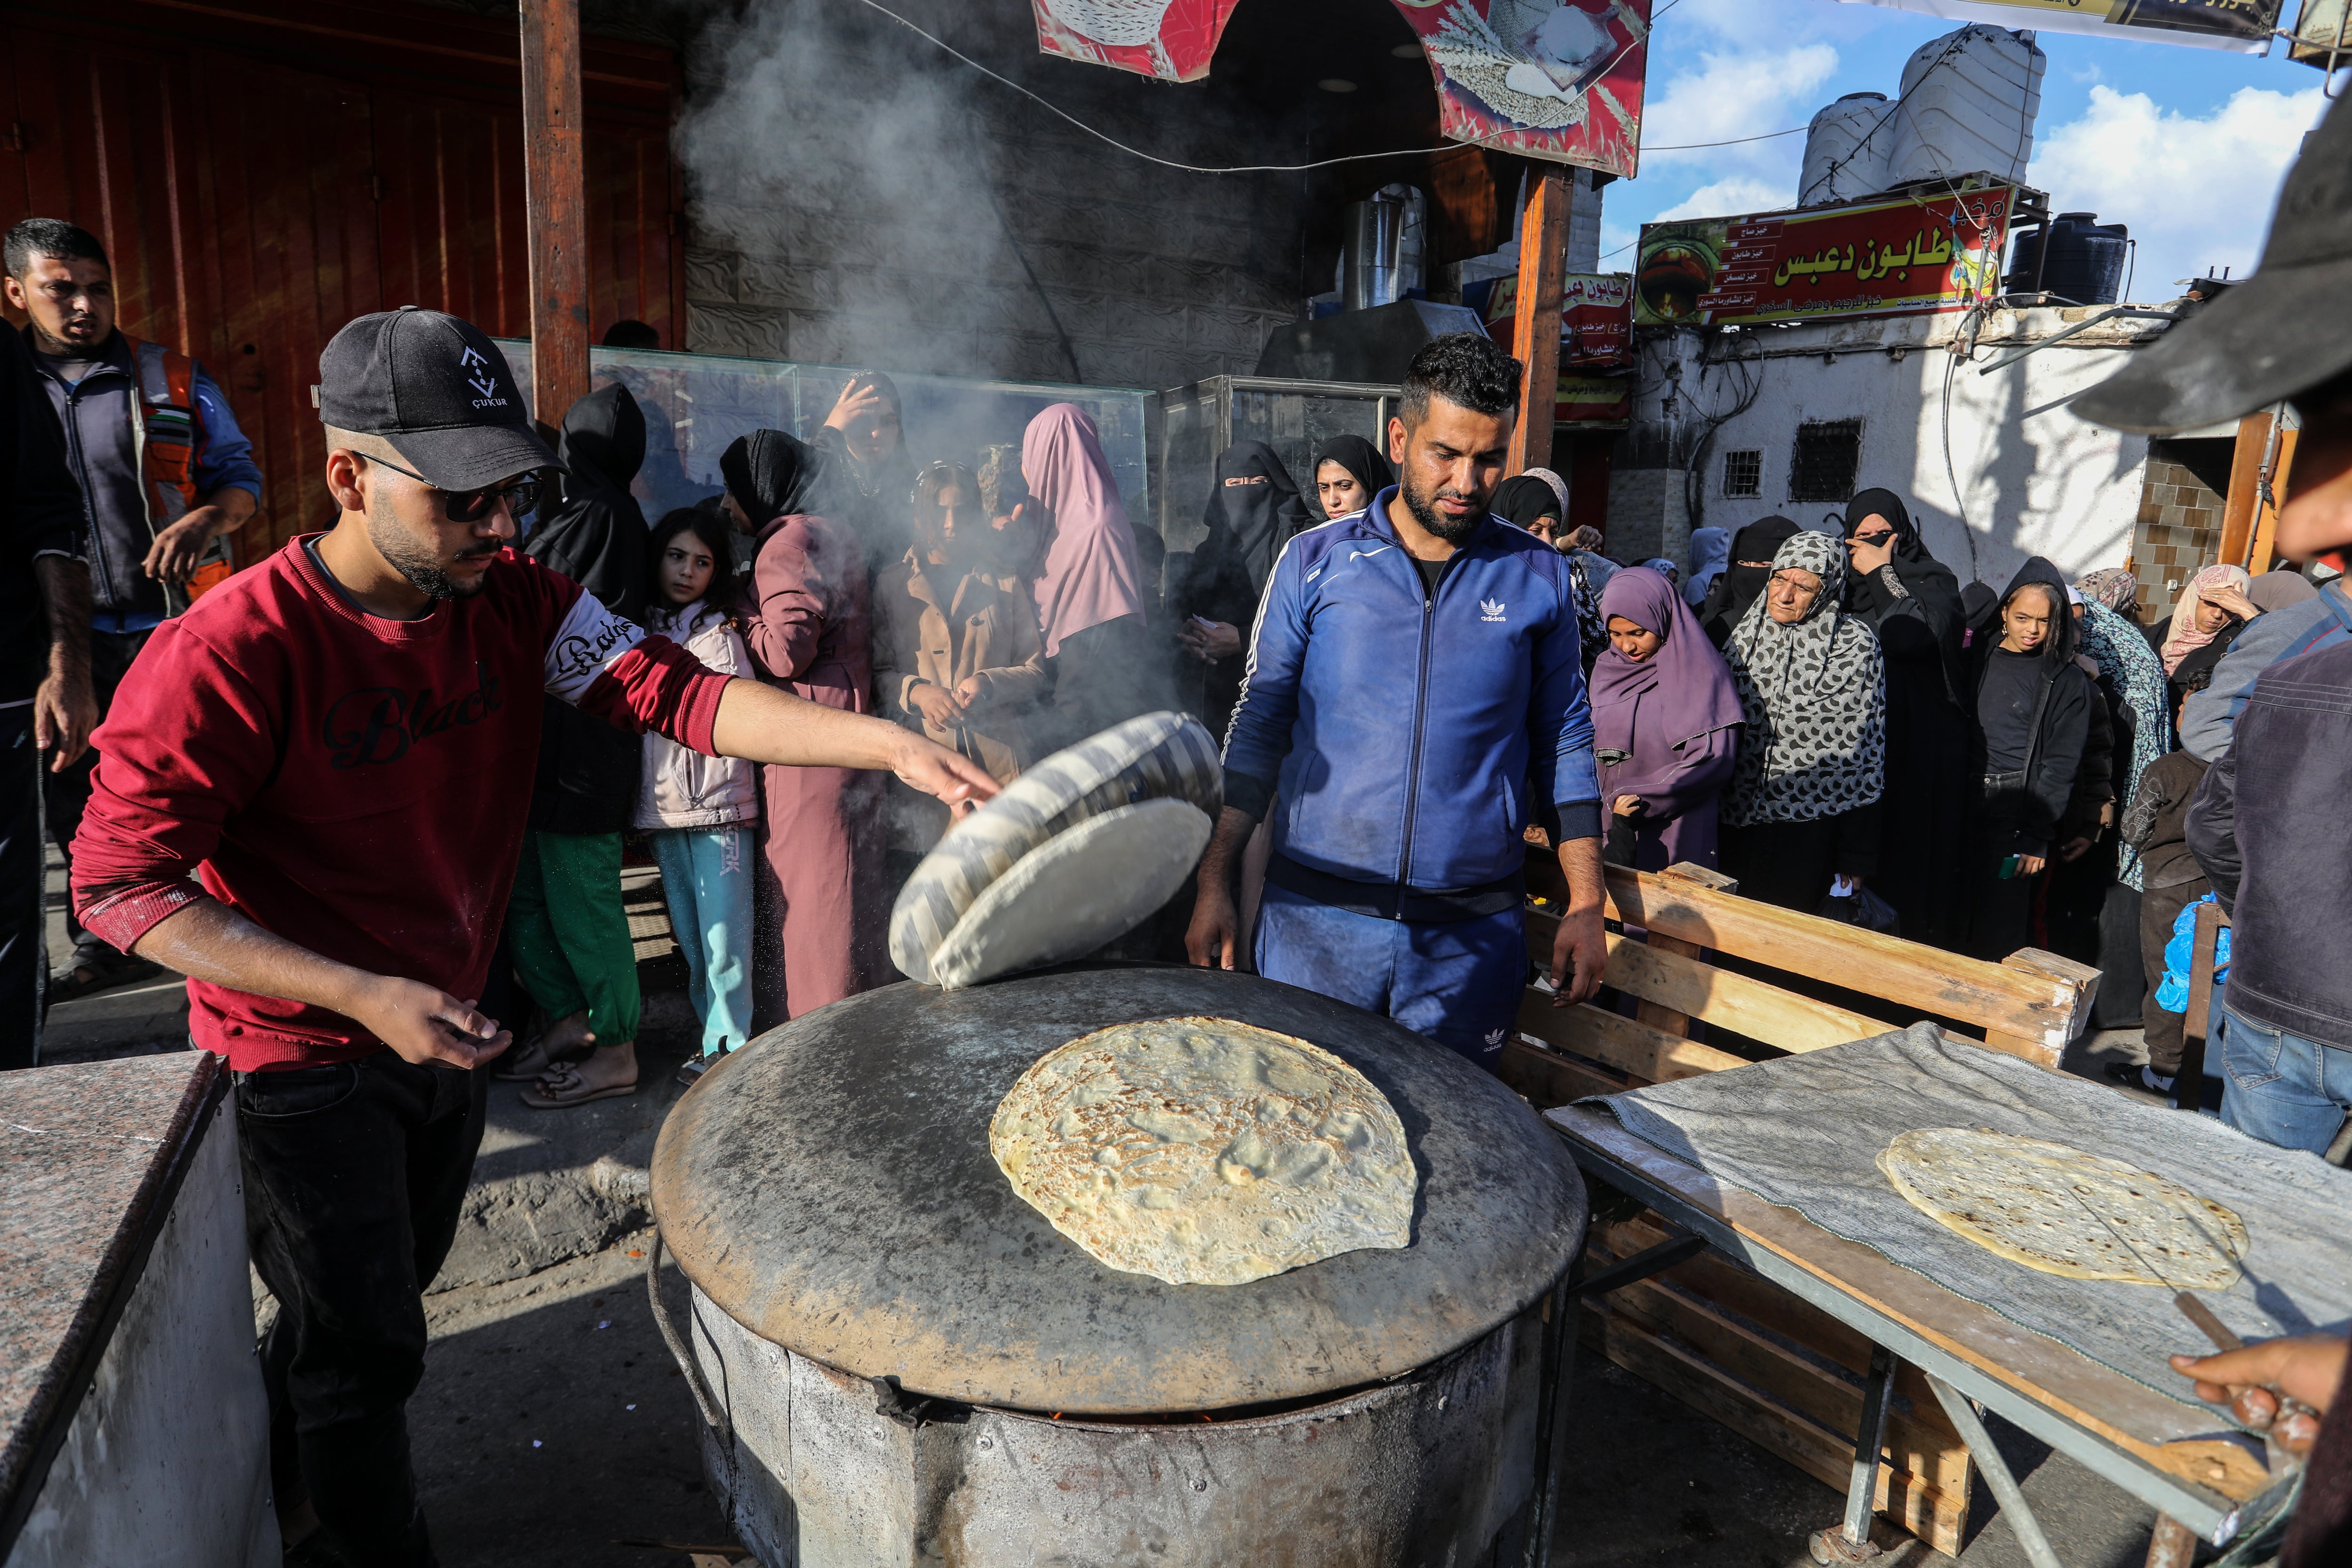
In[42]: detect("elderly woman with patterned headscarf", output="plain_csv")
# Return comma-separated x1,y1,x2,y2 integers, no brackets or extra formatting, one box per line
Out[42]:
1837,486,1971,949
725,428,890,1027
1716,531,1888,913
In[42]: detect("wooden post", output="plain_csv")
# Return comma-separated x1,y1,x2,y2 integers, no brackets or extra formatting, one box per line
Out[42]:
1508,170,1572,478
2216,412,2272,571
521,0,589,424
2248,427,2299,574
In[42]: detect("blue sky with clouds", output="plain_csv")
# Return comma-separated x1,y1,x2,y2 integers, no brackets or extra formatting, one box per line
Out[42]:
1604,0,2332,297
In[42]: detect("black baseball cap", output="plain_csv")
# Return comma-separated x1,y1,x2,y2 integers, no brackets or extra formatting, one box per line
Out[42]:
315,307,559,490
2076,95,2352,435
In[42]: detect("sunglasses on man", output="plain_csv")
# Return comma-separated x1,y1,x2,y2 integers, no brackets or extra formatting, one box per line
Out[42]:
360,453,543,523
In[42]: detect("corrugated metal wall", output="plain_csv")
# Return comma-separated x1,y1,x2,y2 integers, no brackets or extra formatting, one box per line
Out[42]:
1,0,682,571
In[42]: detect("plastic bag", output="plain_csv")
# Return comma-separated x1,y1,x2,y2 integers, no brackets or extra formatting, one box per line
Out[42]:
2155,893,2230,1013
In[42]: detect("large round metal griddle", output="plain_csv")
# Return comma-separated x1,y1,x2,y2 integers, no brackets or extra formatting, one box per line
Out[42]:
650,964,1586,1417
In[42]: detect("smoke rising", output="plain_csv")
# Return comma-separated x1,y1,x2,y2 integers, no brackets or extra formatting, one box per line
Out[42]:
674,0,1303,390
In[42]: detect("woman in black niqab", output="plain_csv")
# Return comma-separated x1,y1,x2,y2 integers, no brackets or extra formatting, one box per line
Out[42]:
1837,486,1972,950
1173,441,1314,734
1696,516,1800,648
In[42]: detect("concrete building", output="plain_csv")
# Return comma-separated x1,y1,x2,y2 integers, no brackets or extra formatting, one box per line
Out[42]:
1604,303,2241,616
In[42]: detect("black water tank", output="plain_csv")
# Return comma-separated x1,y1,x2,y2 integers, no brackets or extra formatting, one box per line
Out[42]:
2005,212,2130,305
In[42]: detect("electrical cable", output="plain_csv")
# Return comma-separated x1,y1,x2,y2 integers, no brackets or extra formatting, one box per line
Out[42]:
841,0,1712,175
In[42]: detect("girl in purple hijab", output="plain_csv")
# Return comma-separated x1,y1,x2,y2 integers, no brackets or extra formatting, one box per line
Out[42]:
1591,566,1745,871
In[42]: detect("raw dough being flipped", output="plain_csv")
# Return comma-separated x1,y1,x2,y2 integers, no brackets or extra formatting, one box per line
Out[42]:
1877,1128,2248,1289
990,1017,1417,1286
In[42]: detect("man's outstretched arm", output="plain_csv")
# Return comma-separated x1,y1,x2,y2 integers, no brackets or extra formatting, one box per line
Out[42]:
708,677,998,810
131,899,510,1068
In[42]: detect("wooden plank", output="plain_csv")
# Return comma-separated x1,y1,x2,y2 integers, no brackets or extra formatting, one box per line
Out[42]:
1595,1214,1959,1426
1507,170,1570,477
1590,1308,1968,1556
1528,859,2084,1059
1515,989,1751,1083
1553,1107,2278,1500
2216,412,2271,573
1990,948,2097,1068
1601,1274,1971,1496
520,0,590,424
1497,1037,1634,1109
1597,925,1895,1054
2249,427,2297,576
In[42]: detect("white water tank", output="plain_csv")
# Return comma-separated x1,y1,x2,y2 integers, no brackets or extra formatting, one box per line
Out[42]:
1799,93,1892,207
1883,24,2044,190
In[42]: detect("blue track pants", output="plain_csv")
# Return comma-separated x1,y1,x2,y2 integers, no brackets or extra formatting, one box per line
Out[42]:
1253,880,1526,1072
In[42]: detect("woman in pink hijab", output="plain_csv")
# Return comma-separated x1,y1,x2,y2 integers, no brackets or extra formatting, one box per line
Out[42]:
2158,563,2258,678
1021,403,1167,750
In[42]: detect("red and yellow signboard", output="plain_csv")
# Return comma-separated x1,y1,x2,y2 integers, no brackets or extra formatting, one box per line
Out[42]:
1029,0,1242,82
1634,183,2018,328
1480,272,1634,423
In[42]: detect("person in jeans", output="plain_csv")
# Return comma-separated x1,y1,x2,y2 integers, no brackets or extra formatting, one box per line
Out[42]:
0,315,97,1066
66,306,997,1567
1187,333,1608,1071
4,218,262,998
2075,94,2352,1155
636,508,759,1085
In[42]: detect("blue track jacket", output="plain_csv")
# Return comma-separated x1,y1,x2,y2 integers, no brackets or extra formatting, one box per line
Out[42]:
1222,488,1600,898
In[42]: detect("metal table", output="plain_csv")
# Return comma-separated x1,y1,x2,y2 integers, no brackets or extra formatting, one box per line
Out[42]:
1542,1106,2295,1568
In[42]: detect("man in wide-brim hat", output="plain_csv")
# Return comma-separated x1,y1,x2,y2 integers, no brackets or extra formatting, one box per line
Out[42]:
2076,94,2352,1568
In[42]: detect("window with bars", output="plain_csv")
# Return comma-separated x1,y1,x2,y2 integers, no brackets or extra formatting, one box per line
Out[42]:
1721,449,1762,498
1788,420,1863,503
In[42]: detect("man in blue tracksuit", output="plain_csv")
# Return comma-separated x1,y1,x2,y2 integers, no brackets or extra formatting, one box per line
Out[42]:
1186,333,1607,1072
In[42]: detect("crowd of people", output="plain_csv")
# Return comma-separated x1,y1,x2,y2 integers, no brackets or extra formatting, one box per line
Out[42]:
4,87,2352,1565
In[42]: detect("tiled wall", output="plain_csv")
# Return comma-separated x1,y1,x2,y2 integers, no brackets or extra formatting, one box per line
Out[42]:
2127,456,2229,621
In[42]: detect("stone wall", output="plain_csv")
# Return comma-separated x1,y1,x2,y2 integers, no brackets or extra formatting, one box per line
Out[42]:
2127,445,2233,620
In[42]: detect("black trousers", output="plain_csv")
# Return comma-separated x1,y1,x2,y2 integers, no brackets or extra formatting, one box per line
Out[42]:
239,1052,490,1568
0,708,44,1068
2139,876,2210,1076
43,626,150,949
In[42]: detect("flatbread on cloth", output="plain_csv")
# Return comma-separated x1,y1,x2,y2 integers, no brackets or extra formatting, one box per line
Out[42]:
1877,1128,2247,1290
1581,1023,2352,1414
990,1017,1416,1286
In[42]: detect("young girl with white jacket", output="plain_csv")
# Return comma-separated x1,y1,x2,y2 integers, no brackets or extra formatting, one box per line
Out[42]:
636,509,760,1084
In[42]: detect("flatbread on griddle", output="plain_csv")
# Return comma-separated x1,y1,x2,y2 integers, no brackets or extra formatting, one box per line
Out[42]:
990,1017,1416,1286
1877,1127,2248,1289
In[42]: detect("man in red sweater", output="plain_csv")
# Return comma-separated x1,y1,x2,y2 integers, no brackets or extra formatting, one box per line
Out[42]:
68,307,997,1568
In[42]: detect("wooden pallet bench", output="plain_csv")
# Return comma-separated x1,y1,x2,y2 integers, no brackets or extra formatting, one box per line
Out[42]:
1506,857,2098,1556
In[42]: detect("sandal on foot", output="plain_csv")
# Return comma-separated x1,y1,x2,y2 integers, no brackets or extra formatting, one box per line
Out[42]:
494,1035,571,1082
520,1066,638,1109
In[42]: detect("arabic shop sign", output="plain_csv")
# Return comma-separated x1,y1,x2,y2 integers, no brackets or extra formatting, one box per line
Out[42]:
1479,271,1635,368
1634,184,2018,328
